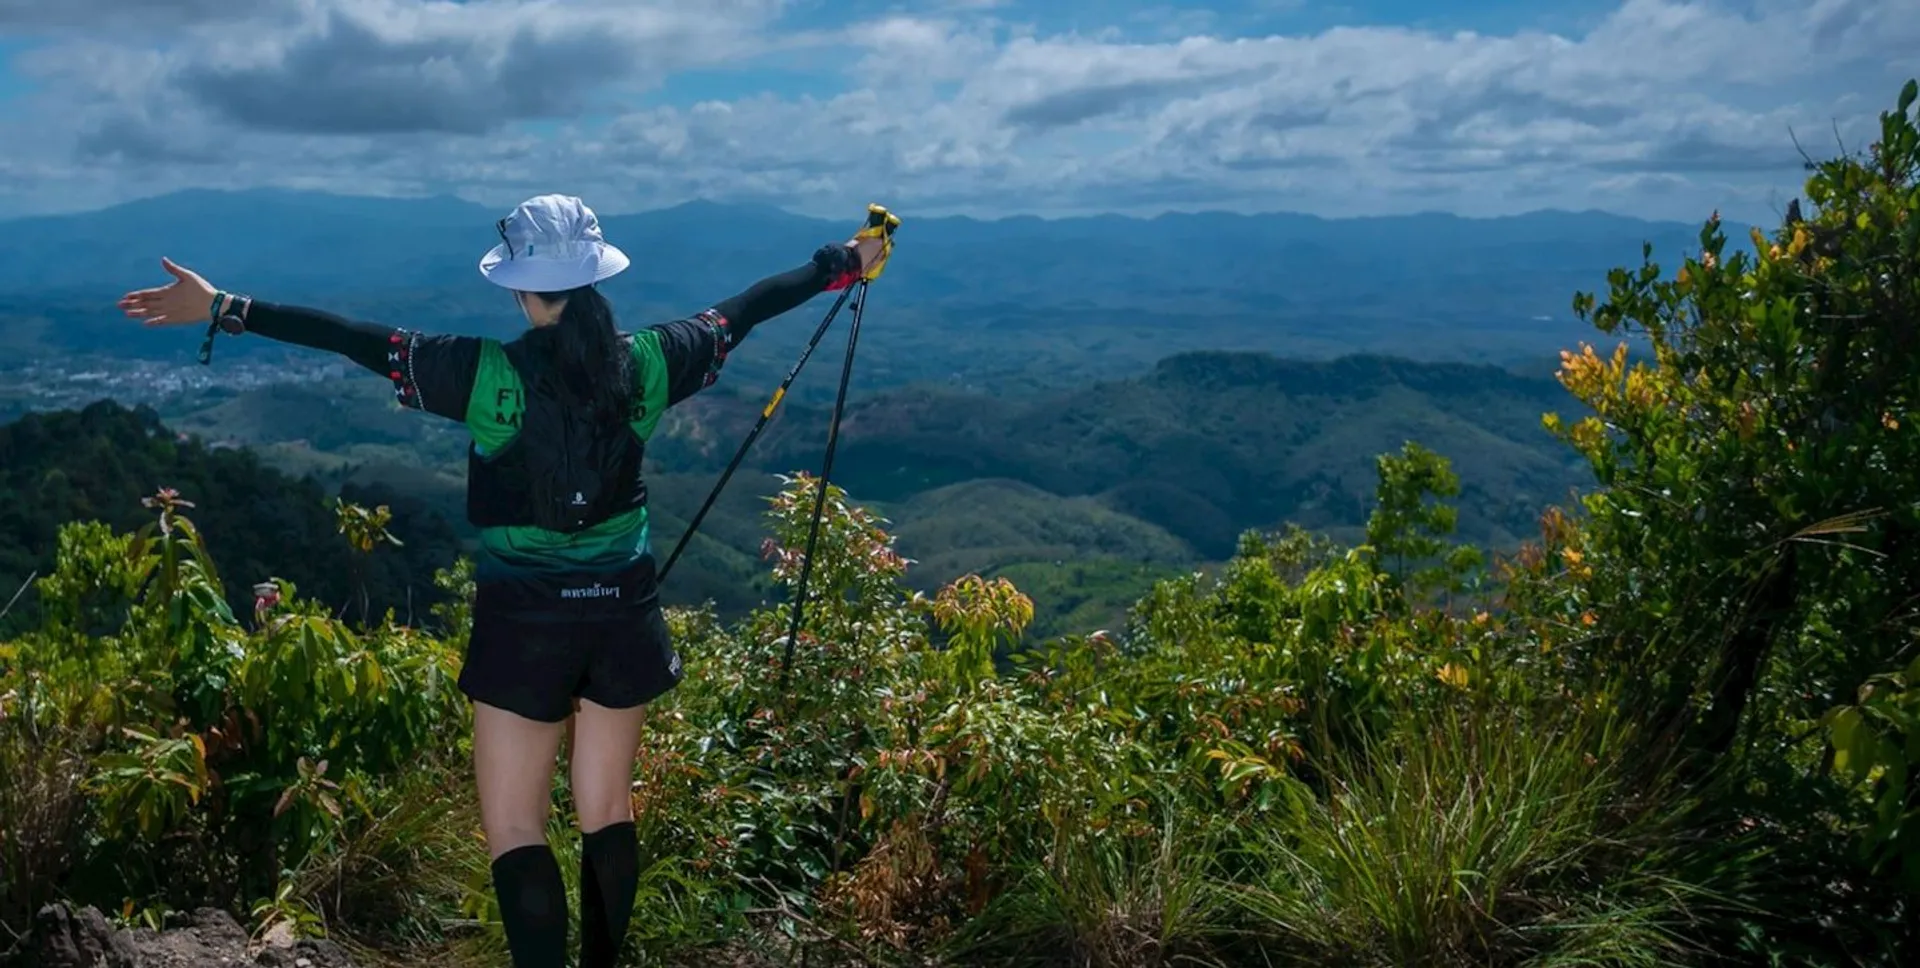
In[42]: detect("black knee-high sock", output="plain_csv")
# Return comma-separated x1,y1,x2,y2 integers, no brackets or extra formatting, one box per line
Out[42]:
579,821,639,968
491,843,568,968
580,838,608,966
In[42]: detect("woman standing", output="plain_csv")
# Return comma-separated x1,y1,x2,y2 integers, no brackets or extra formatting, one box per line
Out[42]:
116,194,887,967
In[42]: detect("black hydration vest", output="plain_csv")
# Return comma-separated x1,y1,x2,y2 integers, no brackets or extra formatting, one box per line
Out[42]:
465,338,648,534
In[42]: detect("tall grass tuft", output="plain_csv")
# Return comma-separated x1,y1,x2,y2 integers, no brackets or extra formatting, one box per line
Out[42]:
0,675,102,942
1234,698,1723,967
278,759,491,964
947,796,1234,968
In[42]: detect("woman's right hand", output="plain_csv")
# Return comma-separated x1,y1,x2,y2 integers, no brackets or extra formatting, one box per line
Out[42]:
847,236,885,275
118,257,218,327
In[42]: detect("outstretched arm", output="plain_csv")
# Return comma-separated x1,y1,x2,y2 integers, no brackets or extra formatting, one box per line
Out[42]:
117,258,479,422
239,301,407,374
646,244,860,408
708,243,857,348
238,302,482,421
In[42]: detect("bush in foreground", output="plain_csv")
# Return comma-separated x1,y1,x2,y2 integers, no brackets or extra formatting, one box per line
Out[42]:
0,465,1739,968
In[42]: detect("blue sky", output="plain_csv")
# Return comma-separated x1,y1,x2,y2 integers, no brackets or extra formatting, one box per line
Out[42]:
0,0,1912,221
0,39,35,100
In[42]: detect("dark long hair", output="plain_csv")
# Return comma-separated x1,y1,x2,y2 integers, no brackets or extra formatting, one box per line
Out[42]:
523,285,631,422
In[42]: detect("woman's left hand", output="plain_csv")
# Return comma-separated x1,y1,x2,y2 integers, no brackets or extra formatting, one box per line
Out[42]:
118,257,218,326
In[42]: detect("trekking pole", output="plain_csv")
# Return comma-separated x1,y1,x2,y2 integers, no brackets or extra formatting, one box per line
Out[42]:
656,282,855,584
657,204,901,587
778,203,897,686
779,278,868,688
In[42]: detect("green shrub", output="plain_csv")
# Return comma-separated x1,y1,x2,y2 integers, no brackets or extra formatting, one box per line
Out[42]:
1,487,469,936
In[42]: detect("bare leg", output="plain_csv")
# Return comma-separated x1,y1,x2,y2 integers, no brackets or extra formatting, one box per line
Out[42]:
473,700,569,968
474,700,568,857
571,698,648,968
571,698,646,831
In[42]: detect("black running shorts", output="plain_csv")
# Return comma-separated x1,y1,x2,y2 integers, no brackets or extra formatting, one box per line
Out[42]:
457,555,684,723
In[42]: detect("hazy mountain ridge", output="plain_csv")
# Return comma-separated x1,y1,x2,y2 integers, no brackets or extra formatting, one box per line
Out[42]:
0,189,1723,376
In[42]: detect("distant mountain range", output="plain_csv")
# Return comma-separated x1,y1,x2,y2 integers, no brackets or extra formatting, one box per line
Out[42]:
0,189,1737,377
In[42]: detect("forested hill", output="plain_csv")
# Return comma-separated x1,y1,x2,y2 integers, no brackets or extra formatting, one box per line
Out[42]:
0,402,461,634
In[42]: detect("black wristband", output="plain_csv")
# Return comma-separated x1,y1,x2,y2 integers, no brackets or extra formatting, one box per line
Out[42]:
197,294,253,366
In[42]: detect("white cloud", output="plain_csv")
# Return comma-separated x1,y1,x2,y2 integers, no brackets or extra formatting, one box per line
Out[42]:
0,0,1914,221
0,0,286,31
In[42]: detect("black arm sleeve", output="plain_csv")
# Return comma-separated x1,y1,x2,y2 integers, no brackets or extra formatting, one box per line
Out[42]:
241,301,482,422
708,260,835,347
242,302,394,373
640,254,843,408
649,312,730,407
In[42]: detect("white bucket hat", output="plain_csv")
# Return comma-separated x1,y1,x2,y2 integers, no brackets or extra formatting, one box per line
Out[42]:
478,194,630,292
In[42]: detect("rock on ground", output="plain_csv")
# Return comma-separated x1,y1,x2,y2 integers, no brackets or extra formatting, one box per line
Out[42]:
4,903,357,968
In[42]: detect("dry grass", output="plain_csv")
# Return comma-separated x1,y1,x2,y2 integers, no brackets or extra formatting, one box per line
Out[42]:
0,681,102,943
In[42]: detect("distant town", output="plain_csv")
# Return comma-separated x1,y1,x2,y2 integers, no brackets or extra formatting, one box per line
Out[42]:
0,354,350,417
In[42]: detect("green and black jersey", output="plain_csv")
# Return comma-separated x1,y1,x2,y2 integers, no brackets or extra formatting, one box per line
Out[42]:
407,313,724,579
232,256,839,587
